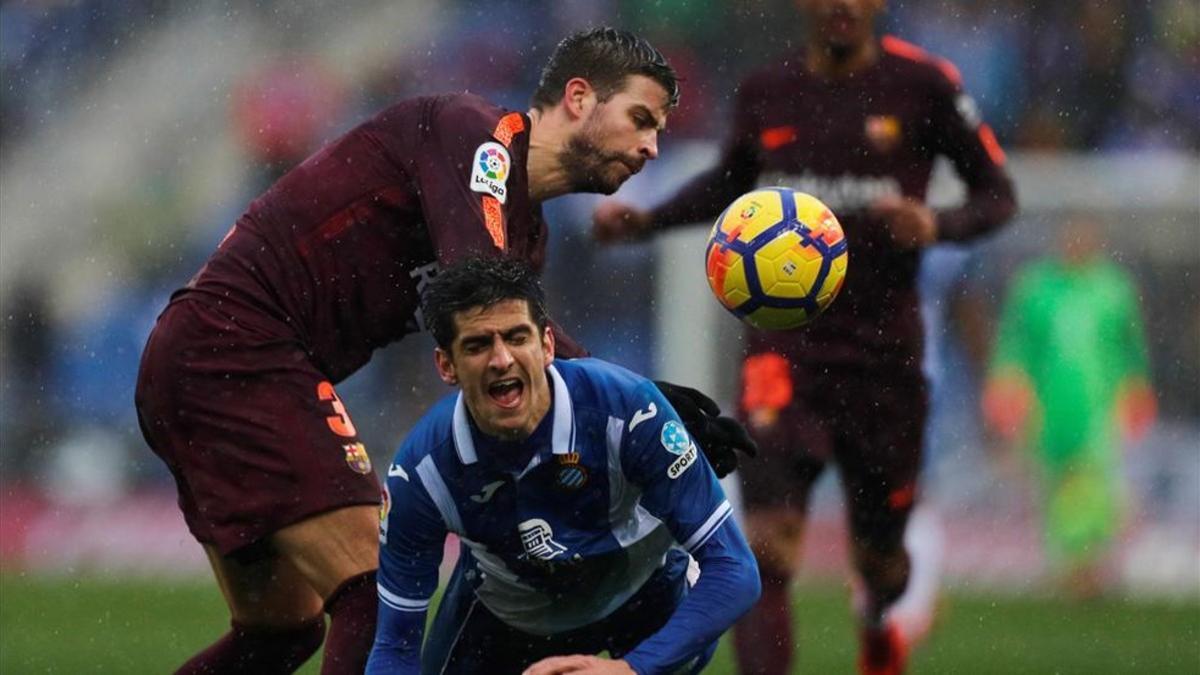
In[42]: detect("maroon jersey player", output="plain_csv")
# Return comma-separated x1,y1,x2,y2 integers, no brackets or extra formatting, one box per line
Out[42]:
593,2,1016,674
136,28,678,675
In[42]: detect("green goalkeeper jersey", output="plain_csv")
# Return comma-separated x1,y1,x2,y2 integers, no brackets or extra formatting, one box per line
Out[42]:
992,258,1150,465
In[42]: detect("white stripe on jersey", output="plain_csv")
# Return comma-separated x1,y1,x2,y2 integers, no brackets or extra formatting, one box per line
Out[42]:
682,500,733,553
548,364,575,455
606,415,667,549
377,583,431,612
416,455,464,533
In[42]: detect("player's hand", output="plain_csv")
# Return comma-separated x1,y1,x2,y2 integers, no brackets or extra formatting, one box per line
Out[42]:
1117,378,1156,444
981,371,1033,442
871,194,937,249
593,200,653,243
522,655,635,675
655,380,758,478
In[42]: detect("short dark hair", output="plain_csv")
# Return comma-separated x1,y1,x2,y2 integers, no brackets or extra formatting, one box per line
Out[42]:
531,27,679,110
423,257,549,350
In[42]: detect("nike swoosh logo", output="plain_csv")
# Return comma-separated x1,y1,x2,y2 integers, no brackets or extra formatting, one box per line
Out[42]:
470,480,506,503
629,402,658,432
387,464,409,481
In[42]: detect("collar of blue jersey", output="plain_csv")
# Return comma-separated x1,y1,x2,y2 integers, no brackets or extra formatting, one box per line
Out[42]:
451,363,575,465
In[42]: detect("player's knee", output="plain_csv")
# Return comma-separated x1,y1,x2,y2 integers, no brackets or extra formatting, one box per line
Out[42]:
273,505,380,597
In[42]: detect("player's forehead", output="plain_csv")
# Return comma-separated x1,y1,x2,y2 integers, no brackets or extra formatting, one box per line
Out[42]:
451,299,536,341
608,74,672,127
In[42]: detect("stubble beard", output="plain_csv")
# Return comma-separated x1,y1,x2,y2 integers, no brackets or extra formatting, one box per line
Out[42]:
560,130,628,195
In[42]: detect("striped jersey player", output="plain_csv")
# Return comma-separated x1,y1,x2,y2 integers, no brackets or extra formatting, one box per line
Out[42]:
367,258,760,674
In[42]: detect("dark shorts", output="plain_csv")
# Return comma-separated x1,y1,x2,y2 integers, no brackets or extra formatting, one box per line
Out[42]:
737,352,927,550
135,299,380,556
422,547,715,674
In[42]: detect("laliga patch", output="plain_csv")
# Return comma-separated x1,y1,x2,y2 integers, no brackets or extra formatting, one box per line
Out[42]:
668,443,699,480
660,420,691,456
343,442,372,474
470,141,510,204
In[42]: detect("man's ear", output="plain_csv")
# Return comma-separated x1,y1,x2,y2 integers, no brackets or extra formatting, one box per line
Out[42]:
434,347,458,386
543,325,556,366
562,77,595,120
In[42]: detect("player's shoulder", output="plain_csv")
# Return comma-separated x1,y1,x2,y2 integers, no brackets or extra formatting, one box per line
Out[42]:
553,358,656,415
428,92,527,144
879,35,964,92
737,49,806,94
393,392,458,467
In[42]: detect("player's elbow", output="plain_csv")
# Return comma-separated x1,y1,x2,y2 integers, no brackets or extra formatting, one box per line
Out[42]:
733,556,763,619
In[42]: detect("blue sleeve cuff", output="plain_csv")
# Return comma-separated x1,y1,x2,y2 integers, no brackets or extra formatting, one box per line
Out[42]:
365,599,426,675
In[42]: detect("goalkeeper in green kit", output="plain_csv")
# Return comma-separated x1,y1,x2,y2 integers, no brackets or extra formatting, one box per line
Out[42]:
982,216,1156,597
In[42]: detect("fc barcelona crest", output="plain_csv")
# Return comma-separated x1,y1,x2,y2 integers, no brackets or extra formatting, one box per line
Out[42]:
865,115,901,153
554,452,588,491
343,442,372,475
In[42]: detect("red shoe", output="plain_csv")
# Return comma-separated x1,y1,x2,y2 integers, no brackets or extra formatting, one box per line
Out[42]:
859,622,908,675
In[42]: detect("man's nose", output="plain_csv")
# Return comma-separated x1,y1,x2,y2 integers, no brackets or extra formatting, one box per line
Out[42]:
489,336,514,370
640,131,659,160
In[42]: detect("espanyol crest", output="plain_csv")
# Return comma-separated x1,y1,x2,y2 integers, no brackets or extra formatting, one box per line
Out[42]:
660,421,691,456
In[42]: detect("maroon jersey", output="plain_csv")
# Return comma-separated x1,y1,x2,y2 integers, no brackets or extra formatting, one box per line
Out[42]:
653,36,1016,372
178,93,581,383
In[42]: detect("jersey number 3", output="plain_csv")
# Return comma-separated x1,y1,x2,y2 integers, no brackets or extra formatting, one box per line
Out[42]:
317,381,358,438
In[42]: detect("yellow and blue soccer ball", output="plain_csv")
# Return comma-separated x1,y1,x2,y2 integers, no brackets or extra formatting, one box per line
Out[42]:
705,188,848,330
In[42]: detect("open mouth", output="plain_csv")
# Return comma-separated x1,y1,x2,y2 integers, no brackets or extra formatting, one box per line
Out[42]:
488,378,524,408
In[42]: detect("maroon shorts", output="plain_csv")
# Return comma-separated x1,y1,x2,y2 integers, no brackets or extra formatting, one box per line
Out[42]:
135,299,380,556
736,352,927,550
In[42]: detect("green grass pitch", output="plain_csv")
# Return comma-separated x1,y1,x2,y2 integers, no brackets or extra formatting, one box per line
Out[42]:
1,573,1196,673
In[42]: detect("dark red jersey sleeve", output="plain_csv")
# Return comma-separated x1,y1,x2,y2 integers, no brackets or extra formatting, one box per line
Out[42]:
413,97,530,263
649,80,762,229
921,58,1018,241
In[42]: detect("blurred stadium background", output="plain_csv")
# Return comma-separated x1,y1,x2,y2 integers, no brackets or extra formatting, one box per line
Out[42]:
0,0,1197,672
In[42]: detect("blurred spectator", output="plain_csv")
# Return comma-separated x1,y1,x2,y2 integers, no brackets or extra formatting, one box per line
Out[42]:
231,57,346,188
983,214,1157,598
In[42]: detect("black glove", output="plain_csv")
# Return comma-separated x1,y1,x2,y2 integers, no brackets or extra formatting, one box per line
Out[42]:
654,380,758,479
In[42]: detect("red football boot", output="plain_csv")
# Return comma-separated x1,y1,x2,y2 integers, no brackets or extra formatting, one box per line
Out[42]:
859,621,908,675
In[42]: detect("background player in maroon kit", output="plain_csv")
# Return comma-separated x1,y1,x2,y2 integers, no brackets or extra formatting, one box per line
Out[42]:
593,1,1016,674
135,28,683,674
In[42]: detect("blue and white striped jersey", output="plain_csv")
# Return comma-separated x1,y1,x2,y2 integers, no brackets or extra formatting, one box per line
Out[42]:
377,358,732,635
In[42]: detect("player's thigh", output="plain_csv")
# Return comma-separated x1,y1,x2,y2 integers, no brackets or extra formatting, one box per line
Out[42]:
835,370,927,555
423,555,532,674
271,504,380,600
136,300,380,557
203,544,324,627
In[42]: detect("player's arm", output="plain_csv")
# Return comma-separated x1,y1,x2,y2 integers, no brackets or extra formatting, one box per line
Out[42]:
1112,270,1156,441
618,382,762,674
982,268,1038,440
366,456,447,674
593,83,762,242
926,69,1018,242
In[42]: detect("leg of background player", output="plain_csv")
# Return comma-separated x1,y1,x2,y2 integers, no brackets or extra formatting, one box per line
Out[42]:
733,508,806,675
272,504,381,675
885,504,944,645
177,544,326,674
852,537,911,675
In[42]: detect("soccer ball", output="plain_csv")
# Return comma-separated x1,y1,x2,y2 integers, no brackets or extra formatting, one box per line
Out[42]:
705,187,848,330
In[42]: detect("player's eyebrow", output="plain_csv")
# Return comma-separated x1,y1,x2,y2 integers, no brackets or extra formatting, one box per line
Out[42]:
630,104,666,132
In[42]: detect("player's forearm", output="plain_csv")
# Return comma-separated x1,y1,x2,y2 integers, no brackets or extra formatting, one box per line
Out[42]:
622,524,761,674
935,171,1017,242
649,162,757,230
365,604,425,675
